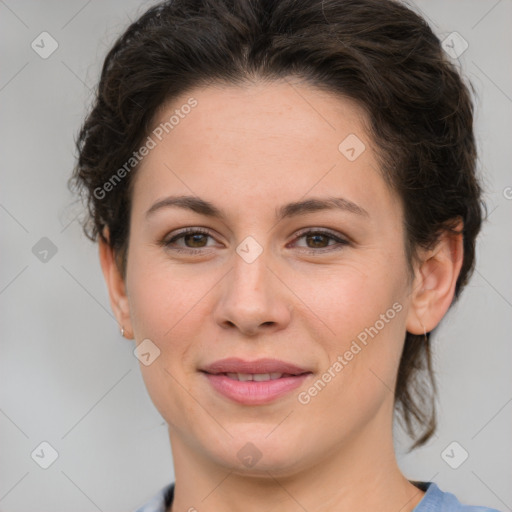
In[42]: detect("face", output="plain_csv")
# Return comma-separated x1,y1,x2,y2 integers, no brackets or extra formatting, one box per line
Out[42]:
120,80,415,476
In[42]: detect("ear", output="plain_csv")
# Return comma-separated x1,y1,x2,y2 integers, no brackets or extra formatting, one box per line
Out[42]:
406,219,464,335
98,228,133,339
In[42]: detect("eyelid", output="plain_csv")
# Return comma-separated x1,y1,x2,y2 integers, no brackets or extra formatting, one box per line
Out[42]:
288,227,350,251
161,226,350,254
292,226,347,240
163,226,217,244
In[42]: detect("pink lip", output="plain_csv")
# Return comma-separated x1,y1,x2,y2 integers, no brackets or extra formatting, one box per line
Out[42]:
200,358,312,405
203,373,311,405
201,357,310,375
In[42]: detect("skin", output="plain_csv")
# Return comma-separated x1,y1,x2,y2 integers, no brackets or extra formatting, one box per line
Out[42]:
99,79,463,512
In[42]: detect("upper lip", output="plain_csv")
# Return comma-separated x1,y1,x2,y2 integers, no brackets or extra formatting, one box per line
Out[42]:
201,358,311,375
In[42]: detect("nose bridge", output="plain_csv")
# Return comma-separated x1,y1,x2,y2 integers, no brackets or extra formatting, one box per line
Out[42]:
213,240,291,333
229,245,273,305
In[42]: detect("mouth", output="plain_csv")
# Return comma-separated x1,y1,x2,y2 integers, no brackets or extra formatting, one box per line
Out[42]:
200,358,313,405
211,372,305,381
200,357,311,376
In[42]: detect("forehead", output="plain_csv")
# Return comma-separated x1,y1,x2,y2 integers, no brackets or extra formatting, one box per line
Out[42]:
131,80,399,223
152,79,369,158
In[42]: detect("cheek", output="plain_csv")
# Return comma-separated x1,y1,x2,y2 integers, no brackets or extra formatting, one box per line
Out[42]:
125,249,215,393
125,256,204,426
288,258,402,341
126,248,203,340
294,301,406,449
293,256,407,394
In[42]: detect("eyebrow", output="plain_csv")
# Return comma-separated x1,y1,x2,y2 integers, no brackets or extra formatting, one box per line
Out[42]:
145,194,369,221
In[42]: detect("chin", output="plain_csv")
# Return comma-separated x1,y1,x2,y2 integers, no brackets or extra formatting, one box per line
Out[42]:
203,427,309,477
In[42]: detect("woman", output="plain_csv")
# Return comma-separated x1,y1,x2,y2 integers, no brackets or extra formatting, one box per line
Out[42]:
69,0,501,510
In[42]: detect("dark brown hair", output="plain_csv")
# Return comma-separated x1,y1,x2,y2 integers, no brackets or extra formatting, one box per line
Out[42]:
69,0,484,450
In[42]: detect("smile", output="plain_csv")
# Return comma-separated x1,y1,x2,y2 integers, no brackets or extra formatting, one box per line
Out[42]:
202,371,311,405
224,372,294,381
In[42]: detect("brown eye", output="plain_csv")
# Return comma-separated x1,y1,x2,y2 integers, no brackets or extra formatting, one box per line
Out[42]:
305,233,331,248
182,233,209,248
163,228,216,253
291,229,350,253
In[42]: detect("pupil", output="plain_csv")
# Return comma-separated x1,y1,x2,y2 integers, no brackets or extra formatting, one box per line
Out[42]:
308,234,327,248
183,233,330,249
186,234,207,247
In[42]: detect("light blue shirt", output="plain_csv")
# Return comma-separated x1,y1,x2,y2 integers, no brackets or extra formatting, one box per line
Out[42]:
134,481,503,512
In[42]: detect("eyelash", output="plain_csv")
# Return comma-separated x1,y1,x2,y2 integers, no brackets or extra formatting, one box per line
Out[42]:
161,227,350,255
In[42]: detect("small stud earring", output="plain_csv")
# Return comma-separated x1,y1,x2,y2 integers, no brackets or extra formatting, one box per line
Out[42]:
120,326,125,337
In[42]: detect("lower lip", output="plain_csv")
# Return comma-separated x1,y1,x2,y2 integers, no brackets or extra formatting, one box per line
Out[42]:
203,372,311,405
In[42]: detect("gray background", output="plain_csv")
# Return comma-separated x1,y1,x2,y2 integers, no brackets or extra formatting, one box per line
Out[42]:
1,1,511,511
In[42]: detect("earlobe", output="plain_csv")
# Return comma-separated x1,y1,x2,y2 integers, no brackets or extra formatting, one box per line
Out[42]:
98,228,133,338
406,220,464,335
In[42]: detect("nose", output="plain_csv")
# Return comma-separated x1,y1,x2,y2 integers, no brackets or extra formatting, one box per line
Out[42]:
213,250,292,336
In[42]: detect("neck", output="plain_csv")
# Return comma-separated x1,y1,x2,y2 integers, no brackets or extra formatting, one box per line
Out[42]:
167,403,425,512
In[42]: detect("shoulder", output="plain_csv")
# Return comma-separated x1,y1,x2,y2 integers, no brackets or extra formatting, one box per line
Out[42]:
133,481,503,512
133,482,175,512
413,481,503,512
